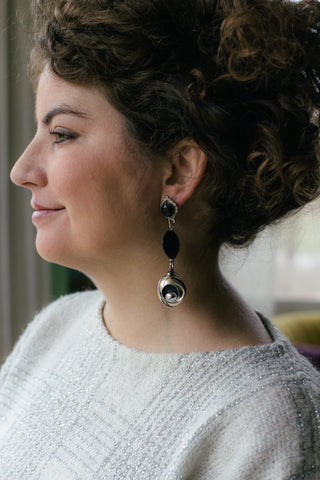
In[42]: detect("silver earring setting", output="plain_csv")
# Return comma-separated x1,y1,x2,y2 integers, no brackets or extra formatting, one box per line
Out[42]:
158,196,186,308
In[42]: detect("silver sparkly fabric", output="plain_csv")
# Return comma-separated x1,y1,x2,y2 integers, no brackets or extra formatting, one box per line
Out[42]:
0,290,320,479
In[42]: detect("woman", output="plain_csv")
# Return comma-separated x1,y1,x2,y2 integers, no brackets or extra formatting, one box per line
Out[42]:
1,0,320,478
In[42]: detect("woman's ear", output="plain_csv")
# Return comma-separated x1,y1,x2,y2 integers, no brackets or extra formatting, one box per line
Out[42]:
162,139,207,207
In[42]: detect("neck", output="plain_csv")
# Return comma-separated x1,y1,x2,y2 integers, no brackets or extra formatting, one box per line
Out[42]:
88,249,271,353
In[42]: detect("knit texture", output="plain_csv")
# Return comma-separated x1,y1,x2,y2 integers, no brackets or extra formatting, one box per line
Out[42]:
0,290,320,479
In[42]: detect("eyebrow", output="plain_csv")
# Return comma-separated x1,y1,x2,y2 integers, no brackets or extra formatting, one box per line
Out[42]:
41,105,91,125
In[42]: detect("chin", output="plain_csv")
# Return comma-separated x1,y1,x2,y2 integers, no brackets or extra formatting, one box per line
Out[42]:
35,236,92,276
35,234,71,266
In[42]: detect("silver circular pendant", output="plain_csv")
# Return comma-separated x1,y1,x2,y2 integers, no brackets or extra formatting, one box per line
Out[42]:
157,272,186,308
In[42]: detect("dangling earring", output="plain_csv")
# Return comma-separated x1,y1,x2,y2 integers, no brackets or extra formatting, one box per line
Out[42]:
158,196,186,308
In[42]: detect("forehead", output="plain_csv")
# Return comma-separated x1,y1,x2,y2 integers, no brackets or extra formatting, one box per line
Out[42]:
36,68,124,128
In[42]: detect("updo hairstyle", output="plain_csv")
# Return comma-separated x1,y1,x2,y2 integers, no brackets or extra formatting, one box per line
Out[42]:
31,0,320,247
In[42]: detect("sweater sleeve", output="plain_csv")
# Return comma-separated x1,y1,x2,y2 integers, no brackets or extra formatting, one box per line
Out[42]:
166,375,320,480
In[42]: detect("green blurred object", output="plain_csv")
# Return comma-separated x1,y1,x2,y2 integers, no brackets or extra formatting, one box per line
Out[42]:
50,264,69,299
50,264,96,299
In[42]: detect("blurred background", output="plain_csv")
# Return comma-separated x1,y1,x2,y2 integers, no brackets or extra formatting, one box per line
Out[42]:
0,0,94,363
1,0,320,363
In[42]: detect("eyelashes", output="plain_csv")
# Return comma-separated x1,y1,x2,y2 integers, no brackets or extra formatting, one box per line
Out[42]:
49,128,78,144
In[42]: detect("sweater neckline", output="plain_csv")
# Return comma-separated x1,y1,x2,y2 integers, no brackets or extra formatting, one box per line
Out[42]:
93,292,290,360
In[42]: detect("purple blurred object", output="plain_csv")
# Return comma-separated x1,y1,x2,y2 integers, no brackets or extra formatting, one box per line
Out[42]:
296,344,320,370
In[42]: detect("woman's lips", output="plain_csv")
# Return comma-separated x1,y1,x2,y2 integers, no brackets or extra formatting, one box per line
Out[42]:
31,202,65,222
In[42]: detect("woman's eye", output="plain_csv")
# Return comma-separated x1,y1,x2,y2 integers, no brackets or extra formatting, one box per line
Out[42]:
49,129,77,144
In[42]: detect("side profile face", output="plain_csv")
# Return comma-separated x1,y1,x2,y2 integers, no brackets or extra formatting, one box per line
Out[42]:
10,68,164,274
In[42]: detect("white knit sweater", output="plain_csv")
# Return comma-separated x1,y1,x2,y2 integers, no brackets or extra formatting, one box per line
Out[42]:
0,290,320,479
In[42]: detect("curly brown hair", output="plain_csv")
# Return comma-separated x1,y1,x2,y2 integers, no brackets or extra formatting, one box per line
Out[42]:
31,0,320,246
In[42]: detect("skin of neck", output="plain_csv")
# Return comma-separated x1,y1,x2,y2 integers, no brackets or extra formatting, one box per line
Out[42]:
89,217,272,354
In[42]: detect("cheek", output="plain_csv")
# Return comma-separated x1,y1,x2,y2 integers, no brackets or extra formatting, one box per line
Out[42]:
48,155,81,195
84,149,155,213
50,147,161,237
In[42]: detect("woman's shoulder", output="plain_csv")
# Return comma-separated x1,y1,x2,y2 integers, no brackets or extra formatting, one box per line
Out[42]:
170,330,320,479
191,317,320,432
18,289,103,345
0,289,104,383
225,317,320,404
39,288,103,318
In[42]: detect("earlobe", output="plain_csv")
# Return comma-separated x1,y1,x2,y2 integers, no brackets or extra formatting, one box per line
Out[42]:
162,139,207,207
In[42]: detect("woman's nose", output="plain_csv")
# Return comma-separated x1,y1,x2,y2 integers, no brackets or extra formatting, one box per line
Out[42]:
10,137,47,189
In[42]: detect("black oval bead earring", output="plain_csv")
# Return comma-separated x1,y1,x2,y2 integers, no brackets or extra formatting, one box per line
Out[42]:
158,196,186,308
